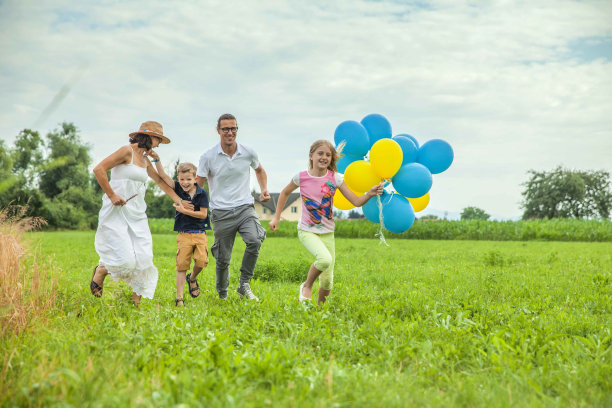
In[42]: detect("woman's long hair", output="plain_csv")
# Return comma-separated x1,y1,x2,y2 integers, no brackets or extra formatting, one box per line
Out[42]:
129,133,153,150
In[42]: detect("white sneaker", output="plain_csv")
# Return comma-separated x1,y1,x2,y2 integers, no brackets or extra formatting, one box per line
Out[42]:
237,282,259,301
299,282,311,303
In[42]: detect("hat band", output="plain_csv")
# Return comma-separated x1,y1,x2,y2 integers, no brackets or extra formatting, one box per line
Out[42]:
140,129,163,136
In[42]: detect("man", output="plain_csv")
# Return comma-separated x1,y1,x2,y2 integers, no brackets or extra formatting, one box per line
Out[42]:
196,113,271,300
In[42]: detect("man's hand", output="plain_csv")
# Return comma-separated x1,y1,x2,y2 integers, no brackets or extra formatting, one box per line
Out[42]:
269,219,279,231
259,190,271,202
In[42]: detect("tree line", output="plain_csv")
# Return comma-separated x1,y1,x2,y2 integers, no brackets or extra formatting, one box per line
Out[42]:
0,123,176,228
1,123,610,228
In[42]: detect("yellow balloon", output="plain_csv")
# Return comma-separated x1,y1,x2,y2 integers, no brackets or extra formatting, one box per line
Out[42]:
408,192,430,212
333,186,363,210
370,139,403,179
344,160,381,192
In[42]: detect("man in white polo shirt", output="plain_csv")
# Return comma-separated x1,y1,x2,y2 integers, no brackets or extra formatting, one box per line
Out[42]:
196,113,271,300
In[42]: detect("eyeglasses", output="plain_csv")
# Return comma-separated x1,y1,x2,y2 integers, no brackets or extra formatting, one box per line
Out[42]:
220,127,238,133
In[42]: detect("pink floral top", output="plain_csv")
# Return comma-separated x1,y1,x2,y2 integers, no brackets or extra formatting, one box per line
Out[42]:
292,170,344,234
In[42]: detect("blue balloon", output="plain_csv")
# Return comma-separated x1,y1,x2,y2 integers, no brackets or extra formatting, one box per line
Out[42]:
362,191,391,223
334,121,370,156
417,139,454,174
361,114,392,148
392,163,432,198
382,194,415,233
392,135,418,165
396,133,419,149
337,154,363,173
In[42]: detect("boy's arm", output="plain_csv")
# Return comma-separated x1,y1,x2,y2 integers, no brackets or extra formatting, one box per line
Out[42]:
146,151,174,188
146,159,182,205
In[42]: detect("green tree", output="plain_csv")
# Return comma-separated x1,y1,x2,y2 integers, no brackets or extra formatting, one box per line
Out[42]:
347,210,364,219
461,206,490,220
39,123,92,199
521,167,612,219
12,129,44,176
0,141,17,199
1,135,45,214
419,214,439,220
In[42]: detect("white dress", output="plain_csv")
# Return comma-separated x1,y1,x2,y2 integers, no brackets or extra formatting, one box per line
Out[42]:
94,149,158,299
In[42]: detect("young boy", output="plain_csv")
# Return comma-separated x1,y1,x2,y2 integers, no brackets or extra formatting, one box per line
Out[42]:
151,157,210,306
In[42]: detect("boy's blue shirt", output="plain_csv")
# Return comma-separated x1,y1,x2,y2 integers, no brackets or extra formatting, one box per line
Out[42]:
173,181,211,232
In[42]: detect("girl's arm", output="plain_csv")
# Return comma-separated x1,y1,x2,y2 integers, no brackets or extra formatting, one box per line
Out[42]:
146,159,183,205
93,146,132,206
146,150,174,188
340,182,384,207
269,180,299,231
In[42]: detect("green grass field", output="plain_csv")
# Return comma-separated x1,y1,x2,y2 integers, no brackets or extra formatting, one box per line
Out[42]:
2,231,611,407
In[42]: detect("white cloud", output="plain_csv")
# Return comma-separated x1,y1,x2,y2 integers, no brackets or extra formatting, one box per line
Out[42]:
1,0,611,218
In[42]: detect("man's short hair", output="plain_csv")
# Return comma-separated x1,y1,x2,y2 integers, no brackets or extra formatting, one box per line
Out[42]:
217,113,236,128
177,162,197,177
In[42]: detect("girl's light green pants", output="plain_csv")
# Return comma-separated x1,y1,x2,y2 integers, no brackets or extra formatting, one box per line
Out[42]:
297,230,335,290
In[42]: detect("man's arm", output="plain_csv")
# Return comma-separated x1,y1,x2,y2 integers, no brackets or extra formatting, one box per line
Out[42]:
254,165,270,202
196,176,207,188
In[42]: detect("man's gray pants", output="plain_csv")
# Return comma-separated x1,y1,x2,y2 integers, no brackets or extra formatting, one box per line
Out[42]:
210,204,266,298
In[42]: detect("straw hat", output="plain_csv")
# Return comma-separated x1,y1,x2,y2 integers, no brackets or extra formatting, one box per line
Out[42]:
129,121,171,144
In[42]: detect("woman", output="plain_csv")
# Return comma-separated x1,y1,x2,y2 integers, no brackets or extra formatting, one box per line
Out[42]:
90,121,183,306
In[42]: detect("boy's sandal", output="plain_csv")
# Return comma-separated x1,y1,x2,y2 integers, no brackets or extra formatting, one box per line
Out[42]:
175,298,185,307
90,266,103,297
186,273,200,298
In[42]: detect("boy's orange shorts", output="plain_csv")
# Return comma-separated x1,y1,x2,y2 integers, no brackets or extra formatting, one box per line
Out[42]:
176,232,209,271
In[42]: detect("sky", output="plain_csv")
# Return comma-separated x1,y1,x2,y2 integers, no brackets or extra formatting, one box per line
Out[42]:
1,0,611,220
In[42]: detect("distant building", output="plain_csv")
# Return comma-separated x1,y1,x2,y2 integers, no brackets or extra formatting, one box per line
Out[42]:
252,192,302,221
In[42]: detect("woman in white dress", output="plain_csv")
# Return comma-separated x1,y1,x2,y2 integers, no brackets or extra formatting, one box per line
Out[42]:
90,121,183,306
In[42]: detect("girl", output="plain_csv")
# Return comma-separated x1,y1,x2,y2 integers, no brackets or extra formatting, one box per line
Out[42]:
269,140,383,305
90,121,184,307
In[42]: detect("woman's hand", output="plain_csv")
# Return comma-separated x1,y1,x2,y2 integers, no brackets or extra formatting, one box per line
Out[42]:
109,193,126,206
173,201,186,214
181,200,195,211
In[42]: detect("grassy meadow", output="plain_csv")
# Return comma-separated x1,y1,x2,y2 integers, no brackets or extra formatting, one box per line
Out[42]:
1,230,611,407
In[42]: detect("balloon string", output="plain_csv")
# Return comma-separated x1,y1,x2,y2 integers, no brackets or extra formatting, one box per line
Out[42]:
374,194,389,246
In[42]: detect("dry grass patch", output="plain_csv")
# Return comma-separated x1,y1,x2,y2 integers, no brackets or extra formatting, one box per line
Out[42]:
0,205,58,394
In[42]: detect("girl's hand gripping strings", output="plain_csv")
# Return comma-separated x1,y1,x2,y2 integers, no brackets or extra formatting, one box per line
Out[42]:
367,183,385,197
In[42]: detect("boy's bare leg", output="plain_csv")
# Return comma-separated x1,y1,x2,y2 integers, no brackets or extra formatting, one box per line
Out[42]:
187,265,203,297
176,271,187,304
302,263,322,299
318,289,331,305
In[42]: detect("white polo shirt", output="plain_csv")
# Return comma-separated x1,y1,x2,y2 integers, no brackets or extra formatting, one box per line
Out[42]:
197,143,260,210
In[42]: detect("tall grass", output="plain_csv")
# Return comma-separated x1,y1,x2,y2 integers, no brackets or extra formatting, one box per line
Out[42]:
149,217,612,241
4,232,611,406
0,206,58,396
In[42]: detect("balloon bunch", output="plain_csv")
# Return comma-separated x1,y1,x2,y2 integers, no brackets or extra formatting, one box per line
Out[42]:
333,114,454,233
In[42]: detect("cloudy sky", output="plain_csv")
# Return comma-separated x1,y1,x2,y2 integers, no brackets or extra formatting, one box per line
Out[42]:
1,0,611,219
